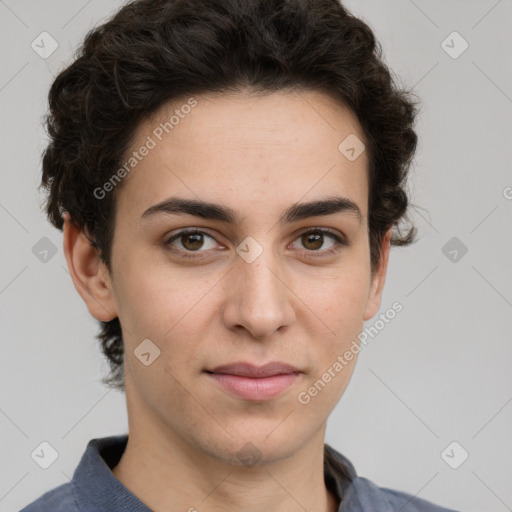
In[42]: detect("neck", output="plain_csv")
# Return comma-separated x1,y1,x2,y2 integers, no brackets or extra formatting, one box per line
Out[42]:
112,417,340,512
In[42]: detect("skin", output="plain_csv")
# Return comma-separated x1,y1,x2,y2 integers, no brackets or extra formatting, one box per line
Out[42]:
63,89,391,512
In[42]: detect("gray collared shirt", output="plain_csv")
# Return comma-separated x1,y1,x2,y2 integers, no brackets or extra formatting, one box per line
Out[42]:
20,435,459,511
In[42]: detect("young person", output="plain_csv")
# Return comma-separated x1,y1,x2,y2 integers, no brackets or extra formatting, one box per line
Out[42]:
22,0,457,510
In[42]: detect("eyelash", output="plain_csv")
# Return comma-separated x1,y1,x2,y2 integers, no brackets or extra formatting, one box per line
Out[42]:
163,228,349,260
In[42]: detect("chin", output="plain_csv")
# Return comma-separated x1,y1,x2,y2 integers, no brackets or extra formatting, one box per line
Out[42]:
197,426,305,468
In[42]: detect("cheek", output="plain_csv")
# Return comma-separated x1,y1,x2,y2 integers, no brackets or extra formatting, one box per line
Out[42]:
114,244,177,315
111,264,175,349
114,263,219,369
300,263,370,373
299,262,370,324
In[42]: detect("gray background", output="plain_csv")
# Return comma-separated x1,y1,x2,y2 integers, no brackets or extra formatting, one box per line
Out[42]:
1,1,511,511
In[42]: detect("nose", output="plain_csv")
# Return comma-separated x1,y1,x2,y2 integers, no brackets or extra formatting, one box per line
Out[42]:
221,244,296,340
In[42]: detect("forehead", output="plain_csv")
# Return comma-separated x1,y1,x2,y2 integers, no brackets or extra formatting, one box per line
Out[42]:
116,89,369,222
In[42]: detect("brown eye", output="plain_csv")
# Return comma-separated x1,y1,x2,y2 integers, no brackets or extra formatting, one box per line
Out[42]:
165,229,218,255
181,232,205,251
301,231,324,251
164,227,348,260
292,229,347,254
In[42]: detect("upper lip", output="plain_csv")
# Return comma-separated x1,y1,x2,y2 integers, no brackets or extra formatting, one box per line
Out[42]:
207,362,301,378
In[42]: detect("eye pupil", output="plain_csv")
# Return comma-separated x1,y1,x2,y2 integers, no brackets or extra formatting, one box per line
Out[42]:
183,233,204,250
303,232,323,250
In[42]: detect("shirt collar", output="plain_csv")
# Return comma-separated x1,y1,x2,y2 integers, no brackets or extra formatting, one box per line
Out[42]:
72,435,151,511
71,435,360,511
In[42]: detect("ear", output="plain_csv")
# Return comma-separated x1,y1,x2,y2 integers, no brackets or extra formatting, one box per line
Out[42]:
363,228,392,321
62,212,118,322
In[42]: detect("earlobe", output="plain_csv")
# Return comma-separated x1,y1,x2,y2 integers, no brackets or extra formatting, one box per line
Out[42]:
363,228,392,322
62,212,118,322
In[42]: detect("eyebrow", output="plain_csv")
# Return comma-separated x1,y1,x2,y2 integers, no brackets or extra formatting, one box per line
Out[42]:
141,195,363,226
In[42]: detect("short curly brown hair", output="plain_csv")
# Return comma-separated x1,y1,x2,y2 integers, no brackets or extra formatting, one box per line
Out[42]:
40,0,420,390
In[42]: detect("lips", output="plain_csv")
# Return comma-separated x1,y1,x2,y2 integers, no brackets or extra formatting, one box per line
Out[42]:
205,361,302,401
207,361,301,378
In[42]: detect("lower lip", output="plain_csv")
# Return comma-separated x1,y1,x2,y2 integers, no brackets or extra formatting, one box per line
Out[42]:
206,372,301,401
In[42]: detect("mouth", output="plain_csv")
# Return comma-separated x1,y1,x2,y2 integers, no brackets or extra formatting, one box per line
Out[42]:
204,361,303,401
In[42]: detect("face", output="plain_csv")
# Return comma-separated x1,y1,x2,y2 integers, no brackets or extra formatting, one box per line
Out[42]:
70,89,390,465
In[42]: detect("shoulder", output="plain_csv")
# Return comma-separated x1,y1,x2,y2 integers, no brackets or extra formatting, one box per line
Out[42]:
345,475,460,512
324,444,459,512
19,482,79,512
